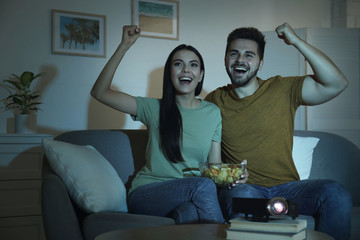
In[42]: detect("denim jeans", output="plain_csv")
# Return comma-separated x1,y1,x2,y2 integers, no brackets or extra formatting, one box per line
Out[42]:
218,179,352,240
128,177,225,224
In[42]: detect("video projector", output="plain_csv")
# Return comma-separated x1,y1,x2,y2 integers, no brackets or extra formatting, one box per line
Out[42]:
232,197,299,222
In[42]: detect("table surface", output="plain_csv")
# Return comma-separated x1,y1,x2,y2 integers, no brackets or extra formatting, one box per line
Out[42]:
95,224,335,240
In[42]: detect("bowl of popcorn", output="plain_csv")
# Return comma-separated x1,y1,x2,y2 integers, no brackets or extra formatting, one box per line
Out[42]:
199,160,247,186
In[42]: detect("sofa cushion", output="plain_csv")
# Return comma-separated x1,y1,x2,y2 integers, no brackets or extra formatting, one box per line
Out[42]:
42,138,127,213
292,136,320,180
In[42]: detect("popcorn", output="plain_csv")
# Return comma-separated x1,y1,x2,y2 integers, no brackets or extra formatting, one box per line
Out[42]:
200,163,246,185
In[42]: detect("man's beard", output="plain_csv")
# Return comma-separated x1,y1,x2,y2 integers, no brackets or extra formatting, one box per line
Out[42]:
228,66,260,88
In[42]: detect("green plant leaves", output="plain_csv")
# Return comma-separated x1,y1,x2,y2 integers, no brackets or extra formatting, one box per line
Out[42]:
1,71,45,114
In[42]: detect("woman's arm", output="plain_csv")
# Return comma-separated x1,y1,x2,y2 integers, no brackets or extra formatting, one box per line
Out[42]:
91,25,141,116
207,141,222,163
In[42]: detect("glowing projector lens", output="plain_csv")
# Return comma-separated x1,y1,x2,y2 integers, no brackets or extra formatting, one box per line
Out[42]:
267,197,288,216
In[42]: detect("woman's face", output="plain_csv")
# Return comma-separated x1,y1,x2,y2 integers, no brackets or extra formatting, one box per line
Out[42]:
170,49,203,95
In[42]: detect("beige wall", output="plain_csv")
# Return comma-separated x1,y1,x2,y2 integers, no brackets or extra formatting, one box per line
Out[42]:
347,0,360,27
332,0,360,27
0,0,333,135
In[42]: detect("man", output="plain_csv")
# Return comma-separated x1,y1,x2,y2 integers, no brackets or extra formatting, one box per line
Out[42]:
205,22,352,240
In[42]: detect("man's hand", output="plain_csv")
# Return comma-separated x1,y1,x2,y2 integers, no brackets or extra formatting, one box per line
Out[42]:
275,22,299,46
275,23,347,106
233,169,249,185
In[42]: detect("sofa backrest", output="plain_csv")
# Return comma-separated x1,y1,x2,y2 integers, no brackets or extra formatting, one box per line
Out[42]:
294,130,360,206
52,129,360,206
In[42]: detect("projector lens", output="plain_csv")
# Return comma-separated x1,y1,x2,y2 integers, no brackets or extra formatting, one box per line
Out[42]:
267,197,288,216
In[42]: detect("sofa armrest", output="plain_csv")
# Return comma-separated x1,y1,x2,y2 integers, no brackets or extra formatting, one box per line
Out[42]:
295,130,360,206
41,172,84,240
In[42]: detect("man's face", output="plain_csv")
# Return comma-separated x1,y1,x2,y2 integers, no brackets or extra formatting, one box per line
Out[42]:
225,39,263,87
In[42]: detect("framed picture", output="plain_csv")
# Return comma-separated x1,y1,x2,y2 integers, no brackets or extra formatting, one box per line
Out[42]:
52,9,106,57
132,0,179,40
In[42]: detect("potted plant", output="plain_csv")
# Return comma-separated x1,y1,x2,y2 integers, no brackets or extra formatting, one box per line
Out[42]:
1,71,45,133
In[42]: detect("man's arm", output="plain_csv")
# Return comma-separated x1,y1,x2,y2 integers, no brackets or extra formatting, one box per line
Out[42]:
275,23,348,106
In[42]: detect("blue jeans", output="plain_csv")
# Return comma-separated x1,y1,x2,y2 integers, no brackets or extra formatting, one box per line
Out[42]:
218,180,352,240
128,177,225,224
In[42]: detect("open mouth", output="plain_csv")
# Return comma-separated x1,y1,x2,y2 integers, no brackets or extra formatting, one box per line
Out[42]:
179,77,193,84
233,65,249,74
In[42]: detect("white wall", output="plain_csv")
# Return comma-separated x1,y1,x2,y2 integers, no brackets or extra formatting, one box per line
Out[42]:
0,0,331,136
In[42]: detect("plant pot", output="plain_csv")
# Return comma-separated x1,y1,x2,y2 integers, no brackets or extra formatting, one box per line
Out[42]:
14,114,37,134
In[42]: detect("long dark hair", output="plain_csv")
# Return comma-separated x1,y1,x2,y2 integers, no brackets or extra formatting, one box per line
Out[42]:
159,44,205,163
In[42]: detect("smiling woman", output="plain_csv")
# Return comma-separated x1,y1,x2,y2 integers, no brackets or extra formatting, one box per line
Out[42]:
90,25,224,224
170,49,203,98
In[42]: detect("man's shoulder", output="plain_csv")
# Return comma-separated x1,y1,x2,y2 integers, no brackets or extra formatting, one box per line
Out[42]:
213,84,232,92
202,99,218,107
205,84,233,102
264,75,306,83
260,76,306,92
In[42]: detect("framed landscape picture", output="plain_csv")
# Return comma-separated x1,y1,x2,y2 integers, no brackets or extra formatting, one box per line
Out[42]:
52,10,106,57
132,0,179,40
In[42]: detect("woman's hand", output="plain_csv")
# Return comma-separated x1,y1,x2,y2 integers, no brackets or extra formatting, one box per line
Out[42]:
91,25,140,116
122,25,141,47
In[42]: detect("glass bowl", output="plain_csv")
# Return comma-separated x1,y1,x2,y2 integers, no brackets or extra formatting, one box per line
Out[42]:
199,161,246,186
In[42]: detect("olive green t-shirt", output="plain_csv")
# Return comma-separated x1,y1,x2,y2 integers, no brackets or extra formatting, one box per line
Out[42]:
129,97,222,194
205,76,305,187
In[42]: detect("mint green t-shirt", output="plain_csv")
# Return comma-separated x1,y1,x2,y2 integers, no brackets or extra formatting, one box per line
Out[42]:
128,97,222,194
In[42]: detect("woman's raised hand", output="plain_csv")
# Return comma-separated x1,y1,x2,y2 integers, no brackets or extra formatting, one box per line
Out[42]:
122,25,141,47
91,25,140,116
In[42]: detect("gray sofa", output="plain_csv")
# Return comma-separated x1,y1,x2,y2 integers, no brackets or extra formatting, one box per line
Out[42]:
41,129,360,240
41,130,175,240
294,130,360,240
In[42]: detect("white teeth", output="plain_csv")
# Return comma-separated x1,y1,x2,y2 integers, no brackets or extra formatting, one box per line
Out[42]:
180,77,192,81
234,66,248,71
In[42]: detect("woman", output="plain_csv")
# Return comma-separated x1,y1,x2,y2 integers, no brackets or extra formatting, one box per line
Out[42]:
91,25,224,223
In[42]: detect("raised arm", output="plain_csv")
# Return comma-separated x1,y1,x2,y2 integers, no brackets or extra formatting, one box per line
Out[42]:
275,23,348,106
91,25,141,116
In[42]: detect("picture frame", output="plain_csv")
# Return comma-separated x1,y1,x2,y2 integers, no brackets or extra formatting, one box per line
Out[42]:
132,0,179,40
52,9,106,58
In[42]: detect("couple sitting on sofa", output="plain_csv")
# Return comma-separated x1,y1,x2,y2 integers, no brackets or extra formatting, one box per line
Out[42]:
90,24,351,240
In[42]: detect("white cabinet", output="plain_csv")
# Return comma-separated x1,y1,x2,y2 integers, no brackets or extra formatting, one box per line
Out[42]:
0,134,51,240
259,28,360,148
